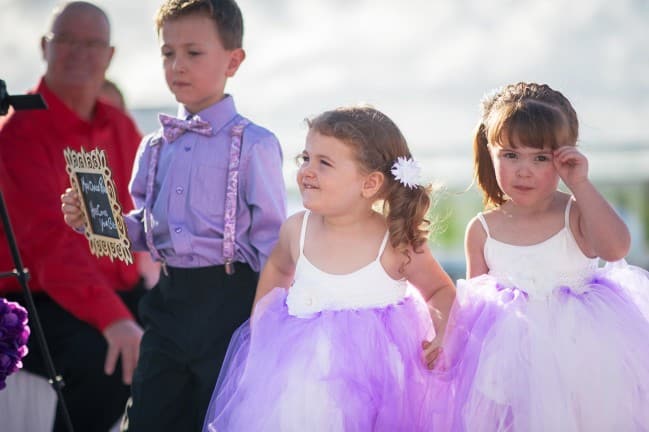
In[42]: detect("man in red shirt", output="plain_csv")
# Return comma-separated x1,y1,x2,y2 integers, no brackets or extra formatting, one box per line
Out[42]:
0,2,146,430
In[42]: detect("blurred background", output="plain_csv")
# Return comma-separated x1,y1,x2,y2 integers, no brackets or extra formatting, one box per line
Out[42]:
2,0,648,279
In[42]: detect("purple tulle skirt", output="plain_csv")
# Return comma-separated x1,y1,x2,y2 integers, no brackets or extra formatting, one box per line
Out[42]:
441,261,649,432
203,287,448,431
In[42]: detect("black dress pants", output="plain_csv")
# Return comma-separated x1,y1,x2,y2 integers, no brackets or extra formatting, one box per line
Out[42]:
124,263,257,432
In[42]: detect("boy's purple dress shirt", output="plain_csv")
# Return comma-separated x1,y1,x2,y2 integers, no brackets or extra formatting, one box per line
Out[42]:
126,95,286,272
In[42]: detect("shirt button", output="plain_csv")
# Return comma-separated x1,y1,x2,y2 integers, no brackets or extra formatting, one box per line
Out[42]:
184,146,191,152
175,186,184,194
306,298,313,306
174,227,182,233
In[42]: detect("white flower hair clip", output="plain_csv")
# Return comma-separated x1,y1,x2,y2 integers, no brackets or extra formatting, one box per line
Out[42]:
390,156,421,189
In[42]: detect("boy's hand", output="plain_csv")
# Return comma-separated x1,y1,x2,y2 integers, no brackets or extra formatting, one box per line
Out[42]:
422,337,444,370
103,319,144,385
60,188,85,231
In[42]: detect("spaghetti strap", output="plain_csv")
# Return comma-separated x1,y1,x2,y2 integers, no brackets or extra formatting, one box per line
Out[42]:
564,198,573,228
477,213,491,237
376,231,390,261
298,210,310,259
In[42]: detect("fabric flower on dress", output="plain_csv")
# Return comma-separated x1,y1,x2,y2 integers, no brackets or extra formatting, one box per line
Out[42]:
391,157,421,189
0,298,30,390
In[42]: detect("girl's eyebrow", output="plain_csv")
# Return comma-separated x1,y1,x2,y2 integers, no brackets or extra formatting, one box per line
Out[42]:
303,150,334,162
498,147,552,154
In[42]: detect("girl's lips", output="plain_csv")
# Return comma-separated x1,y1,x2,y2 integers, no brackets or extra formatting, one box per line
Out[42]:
514,185,533,191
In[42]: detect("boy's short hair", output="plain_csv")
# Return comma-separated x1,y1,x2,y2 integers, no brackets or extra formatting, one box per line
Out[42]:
155,0,243,49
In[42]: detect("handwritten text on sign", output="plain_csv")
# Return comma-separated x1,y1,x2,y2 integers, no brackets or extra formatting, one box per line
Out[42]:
77,172,119,238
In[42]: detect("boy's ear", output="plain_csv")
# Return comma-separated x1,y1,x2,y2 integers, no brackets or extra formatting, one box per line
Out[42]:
361,171,385,199
226,48,246,77
40,36,47,60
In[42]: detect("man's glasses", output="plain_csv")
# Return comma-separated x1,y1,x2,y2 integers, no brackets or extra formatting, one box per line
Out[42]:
44,33,110,53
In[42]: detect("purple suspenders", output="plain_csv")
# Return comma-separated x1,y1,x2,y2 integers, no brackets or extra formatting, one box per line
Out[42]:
144,117,249,275
222,118,249,274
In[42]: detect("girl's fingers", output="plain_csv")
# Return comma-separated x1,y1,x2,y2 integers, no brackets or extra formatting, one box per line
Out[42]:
427,347,443,369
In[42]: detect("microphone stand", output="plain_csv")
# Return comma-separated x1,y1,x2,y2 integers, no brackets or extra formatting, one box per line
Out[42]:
0,79,74,432
0,193,74,432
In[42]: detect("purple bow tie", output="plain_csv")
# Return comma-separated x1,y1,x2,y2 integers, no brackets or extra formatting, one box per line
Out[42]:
158,113,213,143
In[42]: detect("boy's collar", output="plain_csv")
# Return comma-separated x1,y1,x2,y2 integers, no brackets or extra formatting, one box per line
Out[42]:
177,94,236,124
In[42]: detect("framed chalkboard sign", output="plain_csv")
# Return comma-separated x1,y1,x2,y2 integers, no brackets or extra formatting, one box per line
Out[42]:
63,147,133,264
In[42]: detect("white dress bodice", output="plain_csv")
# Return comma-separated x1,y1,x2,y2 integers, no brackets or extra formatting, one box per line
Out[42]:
286,211,408,317
479,199,599,300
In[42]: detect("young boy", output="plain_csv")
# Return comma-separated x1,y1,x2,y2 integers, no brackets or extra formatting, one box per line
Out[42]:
63,0,286,430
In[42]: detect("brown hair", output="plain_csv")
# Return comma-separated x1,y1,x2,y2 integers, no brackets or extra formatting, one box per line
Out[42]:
155,0,243,49
474,82,579,207
307,106,434,263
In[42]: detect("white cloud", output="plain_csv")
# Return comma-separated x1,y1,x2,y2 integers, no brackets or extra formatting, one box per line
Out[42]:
1,0,647,152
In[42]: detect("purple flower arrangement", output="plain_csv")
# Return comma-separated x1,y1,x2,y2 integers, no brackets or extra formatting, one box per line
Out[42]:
0,297,30,390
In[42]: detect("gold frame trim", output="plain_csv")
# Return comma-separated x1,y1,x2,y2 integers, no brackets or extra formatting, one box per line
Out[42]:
63,147,132,264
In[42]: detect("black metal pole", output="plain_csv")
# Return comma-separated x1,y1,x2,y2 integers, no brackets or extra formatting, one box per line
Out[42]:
0,191,74,432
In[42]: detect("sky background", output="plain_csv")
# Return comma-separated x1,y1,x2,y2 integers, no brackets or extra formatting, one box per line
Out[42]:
1,0,648,187
2,0,649,264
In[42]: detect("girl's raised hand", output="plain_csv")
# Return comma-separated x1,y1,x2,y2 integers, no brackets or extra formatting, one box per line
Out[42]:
60,188,85,231
422,337,444,370
553,146,589,189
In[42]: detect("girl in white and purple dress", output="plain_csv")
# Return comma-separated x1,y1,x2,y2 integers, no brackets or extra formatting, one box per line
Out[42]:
202,106,455,432
442,82,649,432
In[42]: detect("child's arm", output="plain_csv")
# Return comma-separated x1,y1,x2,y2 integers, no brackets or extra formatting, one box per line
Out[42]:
252,212,301,310
61,138,154,252
405,247,456,369
122,138,154,252
554,146,630,261
243,134,287,270
465,216,489,278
